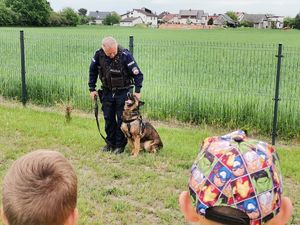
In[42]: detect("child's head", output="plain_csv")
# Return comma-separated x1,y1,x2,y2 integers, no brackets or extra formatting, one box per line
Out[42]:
179,130,293,225
1,150,78,225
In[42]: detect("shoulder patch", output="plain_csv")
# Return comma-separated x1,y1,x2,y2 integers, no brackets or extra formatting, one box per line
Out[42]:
132,67,139,75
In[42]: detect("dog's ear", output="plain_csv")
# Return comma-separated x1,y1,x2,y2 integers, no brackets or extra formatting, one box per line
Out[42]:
139,101,145,107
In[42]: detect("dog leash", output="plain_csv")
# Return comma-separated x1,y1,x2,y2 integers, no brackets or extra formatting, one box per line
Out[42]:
93,96,115,148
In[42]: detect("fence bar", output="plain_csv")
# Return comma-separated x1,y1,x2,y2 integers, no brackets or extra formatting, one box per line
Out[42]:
20,30,27,106
129,35,134,54
272,44,283,145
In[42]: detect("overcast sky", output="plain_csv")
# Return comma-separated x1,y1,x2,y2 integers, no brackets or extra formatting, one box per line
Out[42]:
48,0,299,17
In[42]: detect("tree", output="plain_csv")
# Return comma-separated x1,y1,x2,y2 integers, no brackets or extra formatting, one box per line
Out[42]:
226,11,238,22
79,15,89,25
239,21,254,27
284,17,295,28
0,1,19,25
103,12,120,25
78,8,88,24
78,8,87,16
48,11,63,26
5,0,52,26
294,12,300,29
208,17,213,25
60,8,79,26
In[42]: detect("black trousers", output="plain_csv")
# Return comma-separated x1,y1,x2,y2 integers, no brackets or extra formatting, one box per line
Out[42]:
101,89,128,148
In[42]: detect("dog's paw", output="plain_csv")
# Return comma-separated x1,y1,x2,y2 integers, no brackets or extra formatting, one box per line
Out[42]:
131,152,138,157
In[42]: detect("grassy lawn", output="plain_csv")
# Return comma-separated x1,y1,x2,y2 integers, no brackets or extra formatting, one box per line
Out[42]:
0,99,299,225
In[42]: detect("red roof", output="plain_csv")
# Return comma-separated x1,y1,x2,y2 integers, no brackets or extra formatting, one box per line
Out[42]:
162,14,176,21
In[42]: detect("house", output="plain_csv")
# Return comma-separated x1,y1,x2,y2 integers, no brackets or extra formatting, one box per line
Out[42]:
121,7,158,27
158,11,169,23
214,14,237,27
241,14,269,28
164,14,178,23
159,13,179,24
235,12,245,22
207,14,218,25
157,11,179,24
178,9,208,25
267,15,284,29
240,13,285,29
120,17,143,27
168,15,180,24
88,11,111,24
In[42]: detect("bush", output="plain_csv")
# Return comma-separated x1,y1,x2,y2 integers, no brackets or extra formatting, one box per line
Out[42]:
239,21,254,27
48,11,63,26
295,12,300,29
103,12,120,25
284,17,295,28
226,11,238,22
60,8,79,26
79,15,89,25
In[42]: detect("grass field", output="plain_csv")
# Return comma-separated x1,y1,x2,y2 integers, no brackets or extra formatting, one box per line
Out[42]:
0,99,299,225
0,26,299,139
1,26,300,45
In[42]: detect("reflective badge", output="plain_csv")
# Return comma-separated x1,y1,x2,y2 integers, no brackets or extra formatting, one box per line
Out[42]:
132,67,139,75
127,61,135,66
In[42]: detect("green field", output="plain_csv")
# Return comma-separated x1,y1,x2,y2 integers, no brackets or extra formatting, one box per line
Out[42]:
1,26,300,44
0,26,299,138
0,100,299,225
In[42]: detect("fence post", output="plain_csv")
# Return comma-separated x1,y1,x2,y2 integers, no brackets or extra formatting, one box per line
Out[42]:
272,44,283,145
20,30,27,106
129,35,134,54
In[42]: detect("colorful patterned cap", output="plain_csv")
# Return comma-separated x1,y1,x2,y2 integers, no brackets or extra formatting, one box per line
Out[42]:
188,130,282,225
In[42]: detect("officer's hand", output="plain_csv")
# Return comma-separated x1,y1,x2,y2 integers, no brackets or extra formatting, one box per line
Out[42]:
134,92,141,100
90,91,98,100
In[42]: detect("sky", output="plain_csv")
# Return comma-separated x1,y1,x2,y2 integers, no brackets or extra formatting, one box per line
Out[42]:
47,0,299,17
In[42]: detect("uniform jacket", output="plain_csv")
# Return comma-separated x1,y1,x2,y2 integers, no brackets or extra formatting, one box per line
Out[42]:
88,46,143,93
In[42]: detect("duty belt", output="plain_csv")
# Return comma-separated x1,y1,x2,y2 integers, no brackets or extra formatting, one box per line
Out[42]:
102,85,133,92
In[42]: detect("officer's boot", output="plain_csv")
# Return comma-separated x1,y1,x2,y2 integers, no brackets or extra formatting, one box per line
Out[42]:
113,147,125,154
101,145,112,152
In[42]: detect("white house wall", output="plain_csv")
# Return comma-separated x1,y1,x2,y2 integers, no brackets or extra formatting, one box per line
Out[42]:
179,17,208,25
120,18,143,27
168,17,179,23
121,14,129,20
132,11,157,26
120,22,134,27
133,18,143,26
131,11,147,23
201,16,208,25
268,17,284,29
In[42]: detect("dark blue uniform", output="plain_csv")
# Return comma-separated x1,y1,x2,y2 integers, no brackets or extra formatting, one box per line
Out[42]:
89,47,143,149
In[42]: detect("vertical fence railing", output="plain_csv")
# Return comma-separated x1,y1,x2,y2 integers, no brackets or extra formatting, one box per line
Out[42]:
20,30,27,106
272,44,283,145
129,35,134,54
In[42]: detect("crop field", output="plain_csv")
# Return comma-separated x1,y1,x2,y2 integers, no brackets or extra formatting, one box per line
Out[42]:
0,26,299,138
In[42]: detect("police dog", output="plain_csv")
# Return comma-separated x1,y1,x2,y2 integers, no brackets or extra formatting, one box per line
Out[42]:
121,93,163,156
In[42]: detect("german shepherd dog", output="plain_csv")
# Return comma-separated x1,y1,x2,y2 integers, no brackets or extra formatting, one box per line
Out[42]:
121,93,163,156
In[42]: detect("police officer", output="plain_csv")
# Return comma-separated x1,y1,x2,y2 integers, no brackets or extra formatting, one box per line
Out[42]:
89,36,143,154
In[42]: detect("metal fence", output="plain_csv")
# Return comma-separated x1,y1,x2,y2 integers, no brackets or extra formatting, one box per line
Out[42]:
0,29,299,141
